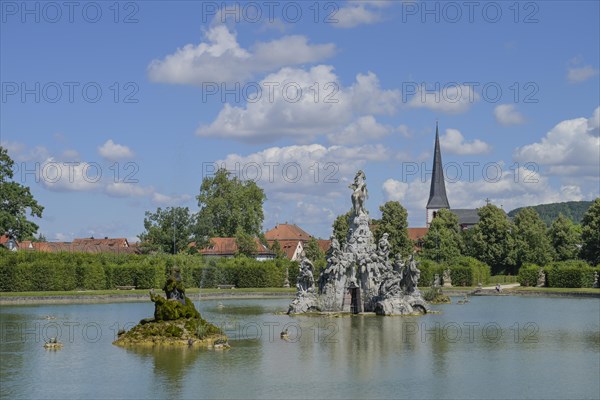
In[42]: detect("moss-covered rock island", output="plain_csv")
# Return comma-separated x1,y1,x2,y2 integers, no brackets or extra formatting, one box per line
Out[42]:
113,266,227,349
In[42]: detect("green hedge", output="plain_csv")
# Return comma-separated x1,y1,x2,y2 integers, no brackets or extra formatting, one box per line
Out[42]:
0,251,297,292
417,257,491,287
517,261,599,288
489,275,518,284
517,264,541,287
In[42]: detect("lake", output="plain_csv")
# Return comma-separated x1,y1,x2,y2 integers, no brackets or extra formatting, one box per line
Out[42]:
1,296,598,399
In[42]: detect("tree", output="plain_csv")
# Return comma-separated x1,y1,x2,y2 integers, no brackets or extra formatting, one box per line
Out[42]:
138,207,197,254
235,228,257,258
332,210,351,245
270,239,286,259
421,208,463,262
580,198,600,265
374,201,413,257
197,168,266,237
512,207,553,268
465,204,516,275
548,213,581,261
304,236,327,277
0,146,44,240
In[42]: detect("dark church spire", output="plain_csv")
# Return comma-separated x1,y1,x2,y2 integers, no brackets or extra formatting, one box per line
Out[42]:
426,122,450,209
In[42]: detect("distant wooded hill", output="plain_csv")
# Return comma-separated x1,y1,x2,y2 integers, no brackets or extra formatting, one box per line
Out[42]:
508,201,594,226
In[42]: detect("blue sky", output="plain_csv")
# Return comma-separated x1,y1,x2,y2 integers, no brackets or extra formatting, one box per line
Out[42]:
1,0,599,241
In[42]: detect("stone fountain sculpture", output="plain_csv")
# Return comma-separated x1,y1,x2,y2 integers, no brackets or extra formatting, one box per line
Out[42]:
288,170,430,316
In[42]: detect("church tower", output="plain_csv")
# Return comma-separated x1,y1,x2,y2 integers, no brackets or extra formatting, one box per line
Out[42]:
426,123,450,227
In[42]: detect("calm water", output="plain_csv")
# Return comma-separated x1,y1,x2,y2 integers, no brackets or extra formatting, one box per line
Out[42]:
1,296,599,399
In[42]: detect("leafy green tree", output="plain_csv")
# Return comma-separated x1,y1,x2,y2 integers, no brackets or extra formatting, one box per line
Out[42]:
269,239,285,259
235,228,257,258
332,209,351,245
374,201,413,257
580,198,600,265
465,204,516,275
138,207,197,253
197,168,266,237
0,146,44,240
512,207,553,268
548,213,581,261
421,208,463,262
304,237,327,277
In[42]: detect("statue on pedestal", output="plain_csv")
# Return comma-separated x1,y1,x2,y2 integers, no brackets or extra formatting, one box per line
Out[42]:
536,268,546,288
443,268,452,287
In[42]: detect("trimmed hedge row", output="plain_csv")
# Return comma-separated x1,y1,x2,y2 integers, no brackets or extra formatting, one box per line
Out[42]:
517,260,600,288
0,251,298,292
417,256,491,287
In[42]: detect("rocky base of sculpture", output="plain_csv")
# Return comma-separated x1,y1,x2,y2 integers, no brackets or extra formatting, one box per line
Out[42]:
288,292,318,314
113,291,227,349
375,294,431,316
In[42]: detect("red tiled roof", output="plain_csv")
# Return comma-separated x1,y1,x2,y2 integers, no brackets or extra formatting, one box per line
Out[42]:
198,237,274,256
18,241,140,254
72,238,129,247
0,235,9,245
407,228,429,242
264,224,312,242
317,239,331,254
267,239,302,260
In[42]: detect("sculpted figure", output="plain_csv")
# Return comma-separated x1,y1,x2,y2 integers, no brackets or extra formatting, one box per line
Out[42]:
349,170,368,217
400,254,421,294
297,251,315,293
393,253,405,274
164,265,186,305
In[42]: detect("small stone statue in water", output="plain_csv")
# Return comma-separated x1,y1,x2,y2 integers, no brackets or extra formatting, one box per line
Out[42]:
593,271,599,289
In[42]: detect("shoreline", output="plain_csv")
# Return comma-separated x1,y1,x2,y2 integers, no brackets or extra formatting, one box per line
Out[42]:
0,288,598,305
0,291,296,305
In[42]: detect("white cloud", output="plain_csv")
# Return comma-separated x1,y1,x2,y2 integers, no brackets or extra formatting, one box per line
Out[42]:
196,66,400,142
0,140,49,162
105,182,154,197
567,65,599,83
333,1,387,28
147,24,335,85
494,104,526,125
327,116,392,144
513,107,600,178
151,192,193,205
407,84,479,114
98,140,134,161
440,129,491,155
40,159,101,192
61,149,81,160
382,178,408,201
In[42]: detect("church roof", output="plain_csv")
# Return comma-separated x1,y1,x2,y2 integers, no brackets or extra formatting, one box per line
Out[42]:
451,209,480,226
426,123,450,209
